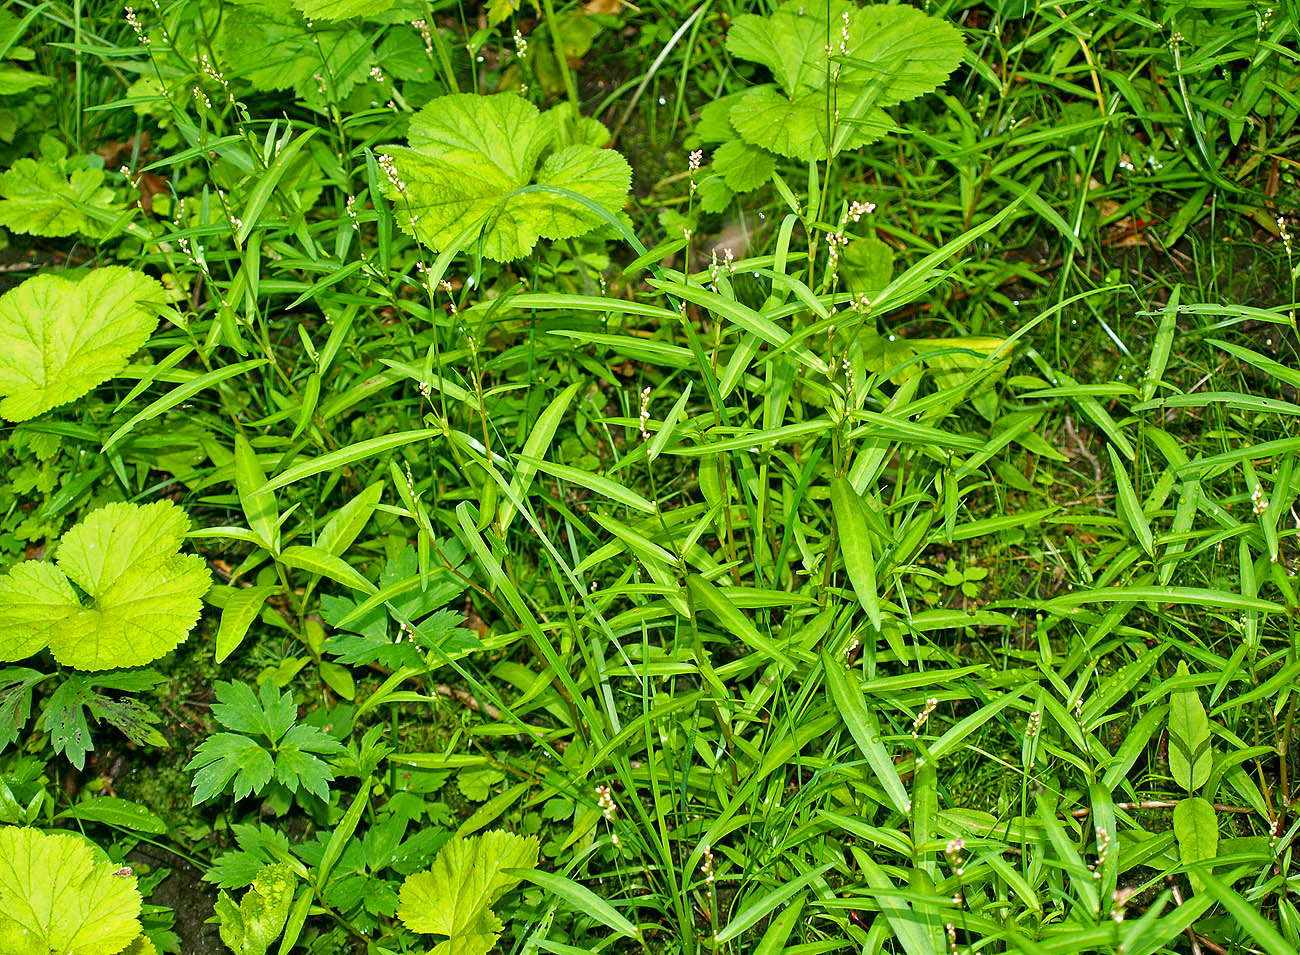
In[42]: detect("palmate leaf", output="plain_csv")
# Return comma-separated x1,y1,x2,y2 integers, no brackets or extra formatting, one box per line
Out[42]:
719,0,964,162
187,681,344,804
0,267,164,422
383,93,631,261
0,500,211,671
0,827,143,955
398,830,539,955
0,158,120,238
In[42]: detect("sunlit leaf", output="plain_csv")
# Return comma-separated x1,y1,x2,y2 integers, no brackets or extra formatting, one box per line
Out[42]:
0,827,142,955
383,93,631,261
0,501,210,671
0,267,164,421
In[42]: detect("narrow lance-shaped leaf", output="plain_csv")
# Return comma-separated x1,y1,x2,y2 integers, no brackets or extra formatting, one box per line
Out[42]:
1107,443,1154,556
821,650,910,814
831,476,882,631
1169,661,1212,792
1173,796,1218,894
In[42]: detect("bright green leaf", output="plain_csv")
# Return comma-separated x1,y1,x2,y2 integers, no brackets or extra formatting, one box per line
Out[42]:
0,827,143,955
1173,796,1218,893
0,158,120,238
0,501,210,671
398,829,539,955
0,267,164,422
215,863,296,955
383,93,631,261
1169,660,1211,792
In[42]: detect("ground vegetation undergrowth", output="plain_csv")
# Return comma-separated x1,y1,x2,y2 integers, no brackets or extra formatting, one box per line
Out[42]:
0,0,1299,953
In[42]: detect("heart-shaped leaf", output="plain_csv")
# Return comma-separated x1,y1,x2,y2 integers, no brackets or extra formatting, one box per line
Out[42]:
383,93,631,261
0,267,164,422
0,827,143,955
0,500,211,671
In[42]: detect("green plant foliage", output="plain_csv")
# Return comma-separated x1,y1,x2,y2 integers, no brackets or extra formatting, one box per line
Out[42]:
186,680,345,804
1174,795,1219,893
1169,660,1212,791
291,0,397,20
38,670,168,770
0,500,210,671
397,829,539,955
0,10,52,96
0,826,144,955
5,0,1300,951
0,156,119,237
382,93,632,260
214,862,296,955
716,0,964,163
215,2,374,100
0,267,164,422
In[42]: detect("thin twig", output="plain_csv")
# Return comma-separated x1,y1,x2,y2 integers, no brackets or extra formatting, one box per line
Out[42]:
1063,413,1104,505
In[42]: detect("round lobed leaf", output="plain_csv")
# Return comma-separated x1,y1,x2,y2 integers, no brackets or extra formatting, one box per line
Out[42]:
0,827,143,955
0,500,211,671
0,266,164,422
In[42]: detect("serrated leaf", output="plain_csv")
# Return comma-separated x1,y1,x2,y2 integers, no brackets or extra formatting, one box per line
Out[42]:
0,267,164,422
0,501,210,671
398,830,539,955
187,734,275,804
0,827,143,955
290,0,395,19
728,0,964,104
121,935,158,955
215,863,295,955
712,140,776,193
384,93,631,261
729,85,885,161
722,0,964,161
1169,661,1212,792
216,7,372,101
0,667,43,750
40,677,95,770
726,4,832,95
210,681,297,741
0,159,120,237
273,724,343,802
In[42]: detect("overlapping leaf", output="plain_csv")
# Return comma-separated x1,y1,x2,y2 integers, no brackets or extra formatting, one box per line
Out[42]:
383,93,631,261
716,0,964,162
0,158,119,237
215,863,295,955
398,829,539,955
